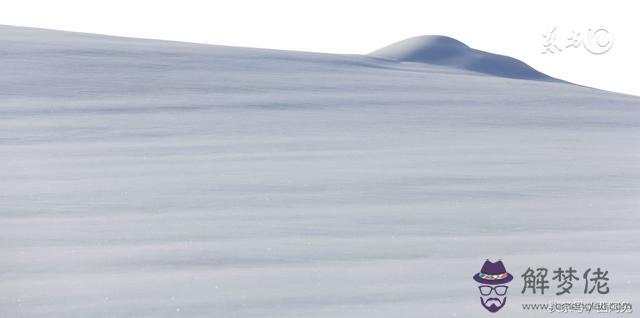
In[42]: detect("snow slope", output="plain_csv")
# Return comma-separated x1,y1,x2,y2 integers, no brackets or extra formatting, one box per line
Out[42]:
1,26,639,317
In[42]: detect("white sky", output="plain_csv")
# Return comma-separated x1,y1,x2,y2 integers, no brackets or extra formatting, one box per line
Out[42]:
1,0,638,96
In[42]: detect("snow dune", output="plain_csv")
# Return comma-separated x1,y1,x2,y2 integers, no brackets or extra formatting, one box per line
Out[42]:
369,35,555,80
1,26,639,317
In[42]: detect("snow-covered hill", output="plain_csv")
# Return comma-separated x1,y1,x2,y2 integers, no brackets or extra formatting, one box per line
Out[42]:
369,35,555,80
1,25,639,317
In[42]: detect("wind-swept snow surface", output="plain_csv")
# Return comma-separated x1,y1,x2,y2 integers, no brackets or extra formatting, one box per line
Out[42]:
1,26,639,317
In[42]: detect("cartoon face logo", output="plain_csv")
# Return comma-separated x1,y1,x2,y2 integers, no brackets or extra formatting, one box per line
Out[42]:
473,260,513,313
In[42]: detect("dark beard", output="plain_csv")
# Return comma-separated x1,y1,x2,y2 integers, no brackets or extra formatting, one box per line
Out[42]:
481,297,506,313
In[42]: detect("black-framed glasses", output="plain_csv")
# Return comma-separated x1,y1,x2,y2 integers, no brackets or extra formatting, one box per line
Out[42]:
478,285,508,296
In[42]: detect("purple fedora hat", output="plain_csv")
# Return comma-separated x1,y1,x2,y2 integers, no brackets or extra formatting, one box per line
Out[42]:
473,260,513,285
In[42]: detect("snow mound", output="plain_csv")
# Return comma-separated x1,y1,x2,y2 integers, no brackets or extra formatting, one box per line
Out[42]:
369,35,554,81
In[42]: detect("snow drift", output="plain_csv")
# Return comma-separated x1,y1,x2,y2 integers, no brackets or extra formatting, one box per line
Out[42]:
369,35,554,80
